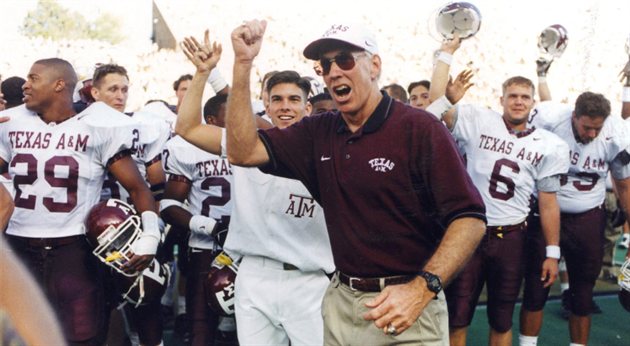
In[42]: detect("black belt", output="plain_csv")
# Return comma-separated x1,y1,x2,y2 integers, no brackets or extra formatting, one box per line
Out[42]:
8,235,84,249
338,272,415,292
487,221,527,234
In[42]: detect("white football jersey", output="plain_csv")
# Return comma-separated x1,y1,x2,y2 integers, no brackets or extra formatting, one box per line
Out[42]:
530,101,630,213
162,135,233,250
224,165,335,273
0,102,139,238
101,109,171,202
453,104,570,225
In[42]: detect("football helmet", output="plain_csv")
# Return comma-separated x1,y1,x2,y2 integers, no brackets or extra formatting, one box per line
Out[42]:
85,199,142,276
538,24,568,58
435,2,482,40
113,258,171,308
619,258,630,312
204,252,239,316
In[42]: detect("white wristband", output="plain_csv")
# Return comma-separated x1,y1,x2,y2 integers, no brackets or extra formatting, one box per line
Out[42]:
623,86,630,102
132,211,161,255
207,69,228,93
545,245,561,259
425,95,454,120
189,215,217,236
538,76,547,83
437,51,453,65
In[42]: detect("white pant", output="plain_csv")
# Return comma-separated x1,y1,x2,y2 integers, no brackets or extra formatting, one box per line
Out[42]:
235,255,329,346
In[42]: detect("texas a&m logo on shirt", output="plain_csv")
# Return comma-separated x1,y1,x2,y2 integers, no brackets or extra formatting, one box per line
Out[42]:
285,194,316,218
368,157,395,173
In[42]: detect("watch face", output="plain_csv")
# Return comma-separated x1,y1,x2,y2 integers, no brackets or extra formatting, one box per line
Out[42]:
423,272,442,293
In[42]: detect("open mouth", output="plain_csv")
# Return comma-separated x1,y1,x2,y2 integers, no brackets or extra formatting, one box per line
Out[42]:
333,85,351,97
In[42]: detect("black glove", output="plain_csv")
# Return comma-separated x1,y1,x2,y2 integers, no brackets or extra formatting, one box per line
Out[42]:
536,57,554,77
211,215,231,247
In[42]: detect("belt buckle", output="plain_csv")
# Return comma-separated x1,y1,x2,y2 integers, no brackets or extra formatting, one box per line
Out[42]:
348,277,360,291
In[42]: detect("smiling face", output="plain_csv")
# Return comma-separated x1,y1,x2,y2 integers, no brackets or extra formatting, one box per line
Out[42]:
500,83,535,130
266,82,311,129
91,73,129,112
320,46,382,121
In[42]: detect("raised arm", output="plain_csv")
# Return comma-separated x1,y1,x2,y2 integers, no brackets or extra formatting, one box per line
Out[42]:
175,30,225,155
225,19,270,167
536,58,553,102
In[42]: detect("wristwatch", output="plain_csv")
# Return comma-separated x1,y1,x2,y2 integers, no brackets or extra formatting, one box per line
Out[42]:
419,271,443,294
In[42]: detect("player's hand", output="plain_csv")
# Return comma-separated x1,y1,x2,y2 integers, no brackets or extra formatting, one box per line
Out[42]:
181,30,223,75
362,276,434,336
123,253,154,273
440,32,461,54
620,58,630,86
536,57,554,77
541,257,559,288
445,69,474,104
231,19,267,64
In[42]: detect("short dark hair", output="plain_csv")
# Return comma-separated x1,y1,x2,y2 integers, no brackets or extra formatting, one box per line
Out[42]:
203,93,229,119
93,64,128,87
34,58,78,93
173,74,193,91
1,76,26,108
265,70,311,100
407,80,431,94
502,76,535,96
382,83,408,103
574,92,611,120
309,90,332,104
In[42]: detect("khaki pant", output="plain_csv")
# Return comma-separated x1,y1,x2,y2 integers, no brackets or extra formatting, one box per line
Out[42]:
322,274,449,346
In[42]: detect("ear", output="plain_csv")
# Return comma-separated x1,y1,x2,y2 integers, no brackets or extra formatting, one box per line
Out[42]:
370,55,382,81
304,101,312,116
54,79,66,93
90,86,99,100
206,116,216,125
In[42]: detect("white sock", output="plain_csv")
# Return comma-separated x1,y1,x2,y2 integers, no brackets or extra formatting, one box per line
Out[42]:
561,283,570,292
569,343,585,346
218,316,236,332
519,334,538,346
177,295,186,315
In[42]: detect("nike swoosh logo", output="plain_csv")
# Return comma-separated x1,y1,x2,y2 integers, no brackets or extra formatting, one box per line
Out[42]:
533,137,541,141
321,155,331,161
605,137,612,140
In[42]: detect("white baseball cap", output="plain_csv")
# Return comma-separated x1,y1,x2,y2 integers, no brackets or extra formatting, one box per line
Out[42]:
303,23,379,60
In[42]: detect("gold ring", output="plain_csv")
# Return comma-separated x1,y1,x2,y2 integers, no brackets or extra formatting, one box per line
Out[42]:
387,324,396,335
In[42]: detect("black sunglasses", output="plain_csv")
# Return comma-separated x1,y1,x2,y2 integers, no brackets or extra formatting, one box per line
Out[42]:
318,51,368,76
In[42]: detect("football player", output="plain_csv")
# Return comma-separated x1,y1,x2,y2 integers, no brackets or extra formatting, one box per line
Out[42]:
175,31,335,345
89,63,172,346
520,93,630,345
428,34,570,346
0,58,160,345
160,93,235,346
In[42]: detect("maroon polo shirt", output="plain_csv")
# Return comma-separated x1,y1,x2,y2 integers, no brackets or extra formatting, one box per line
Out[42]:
259,94,486,277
